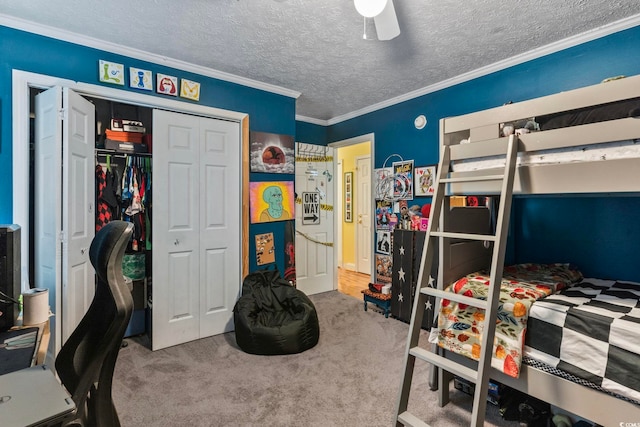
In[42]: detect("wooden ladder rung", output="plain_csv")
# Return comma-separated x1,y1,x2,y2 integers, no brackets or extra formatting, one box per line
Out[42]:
409,346,479,383
440,174,504,183
397,411,431,427
420,287,488,311
430,231,497,242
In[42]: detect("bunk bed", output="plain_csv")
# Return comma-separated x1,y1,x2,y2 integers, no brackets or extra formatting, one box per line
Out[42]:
429,74,640,426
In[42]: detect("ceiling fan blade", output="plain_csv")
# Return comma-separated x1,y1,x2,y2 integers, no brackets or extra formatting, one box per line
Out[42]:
373,0,400,40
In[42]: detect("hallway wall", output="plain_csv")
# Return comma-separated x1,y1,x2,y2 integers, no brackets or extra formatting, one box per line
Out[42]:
337,141,370,270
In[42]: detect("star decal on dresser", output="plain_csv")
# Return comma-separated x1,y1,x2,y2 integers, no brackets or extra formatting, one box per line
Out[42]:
398,293,404,302
399,246,405,255
398,267,406,282
425,300,432,311
428,276,435,287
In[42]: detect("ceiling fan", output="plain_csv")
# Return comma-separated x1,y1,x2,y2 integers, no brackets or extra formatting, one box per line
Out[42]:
354,0,400,41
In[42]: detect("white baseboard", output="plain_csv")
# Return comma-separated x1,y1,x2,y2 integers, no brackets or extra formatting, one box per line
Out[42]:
344,263,356,271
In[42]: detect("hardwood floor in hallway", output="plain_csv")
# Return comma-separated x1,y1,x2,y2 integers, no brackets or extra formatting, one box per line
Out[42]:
337,267,370,299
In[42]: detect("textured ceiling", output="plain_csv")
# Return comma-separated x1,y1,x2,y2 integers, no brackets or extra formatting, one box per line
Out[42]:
1,0,640,123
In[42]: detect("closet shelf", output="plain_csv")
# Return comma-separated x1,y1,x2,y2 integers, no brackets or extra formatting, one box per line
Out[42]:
96,148,152,158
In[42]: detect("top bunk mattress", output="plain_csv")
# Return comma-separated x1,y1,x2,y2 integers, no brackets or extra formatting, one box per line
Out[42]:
441,75,640,194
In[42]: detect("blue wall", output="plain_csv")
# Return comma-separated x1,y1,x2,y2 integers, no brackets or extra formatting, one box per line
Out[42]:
295,120,327,145
321,25,640,282
0,25,295,275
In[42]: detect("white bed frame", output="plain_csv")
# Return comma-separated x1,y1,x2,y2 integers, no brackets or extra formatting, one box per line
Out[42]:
433,75,640,425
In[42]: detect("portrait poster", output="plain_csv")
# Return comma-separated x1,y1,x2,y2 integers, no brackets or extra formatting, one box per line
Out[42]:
375,254,393,284
249,181,295,224
392,159,414,200
415,165,436,196
376,230,391,255
250,131,295,174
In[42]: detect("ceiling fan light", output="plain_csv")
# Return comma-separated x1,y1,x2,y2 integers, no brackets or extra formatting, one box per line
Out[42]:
354,0,388,18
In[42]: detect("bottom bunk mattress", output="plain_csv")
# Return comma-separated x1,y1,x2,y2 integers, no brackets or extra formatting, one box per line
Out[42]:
525,278,640,404
429,263,583,378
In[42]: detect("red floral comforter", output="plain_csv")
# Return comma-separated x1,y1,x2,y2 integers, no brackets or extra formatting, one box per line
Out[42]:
428,263,582,378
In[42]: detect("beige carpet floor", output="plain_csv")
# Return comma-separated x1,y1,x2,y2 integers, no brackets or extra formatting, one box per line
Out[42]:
112,290,517,426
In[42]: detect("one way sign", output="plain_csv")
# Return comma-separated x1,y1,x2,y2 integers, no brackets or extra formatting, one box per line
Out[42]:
302,192,320,225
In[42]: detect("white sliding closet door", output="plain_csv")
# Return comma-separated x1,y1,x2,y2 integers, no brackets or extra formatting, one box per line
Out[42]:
152,109,240,350
35,87,95,355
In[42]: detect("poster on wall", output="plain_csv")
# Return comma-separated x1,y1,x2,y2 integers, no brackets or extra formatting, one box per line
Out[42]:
375,167,394,200
415,165,436,196
392,159,414,200
284,221,297,287
249,181,295,224
375,199,393,230
250,131,295,174
255,233,275,266
376,230,391,255
375,254,393,284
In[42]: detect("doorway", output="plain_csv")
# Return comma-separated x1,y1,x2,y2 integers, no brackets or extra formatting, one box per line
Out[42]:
330,134,374,299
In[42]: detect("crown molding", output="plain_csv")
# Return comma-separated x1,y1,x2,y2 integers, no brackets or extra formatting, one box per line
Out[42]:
0,14,301,100
325,14,640,126
294,115,328,126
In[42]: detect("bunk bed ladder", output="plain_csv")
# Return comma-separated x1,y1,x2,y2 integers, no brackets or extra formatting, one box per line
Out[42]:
394,135,519,427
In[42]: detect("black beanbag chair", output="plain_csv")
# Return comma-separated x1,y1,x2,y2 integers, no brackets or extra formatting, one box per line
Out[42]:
233,269,319,355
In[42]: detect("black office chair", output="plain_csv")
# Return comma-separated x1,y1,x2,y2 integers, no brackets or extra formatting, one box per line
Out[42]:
55,221,134,426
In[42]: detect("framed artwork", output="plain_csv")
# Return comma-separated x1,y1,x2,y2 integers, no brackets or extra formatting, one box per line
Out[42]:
250,131,295,174
415,165,436,196
99,60,124,85
180,78,201,101
129,67,152,91
344,172,353,223
249,181,295,224
156,73,178,96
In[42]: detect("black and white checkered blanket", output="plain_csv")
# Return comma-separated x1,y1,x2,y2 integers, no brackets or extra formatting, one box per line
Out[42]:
524,278,640,404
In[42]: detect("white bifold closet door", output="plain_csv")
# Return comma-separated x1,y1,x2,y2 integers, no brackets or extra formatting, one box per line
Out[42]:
35,87,95,356
152,109,241,351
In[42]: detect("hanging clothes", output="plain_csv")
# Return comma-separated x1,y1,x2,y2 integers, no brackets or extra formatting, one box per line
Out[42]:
95,164,112,232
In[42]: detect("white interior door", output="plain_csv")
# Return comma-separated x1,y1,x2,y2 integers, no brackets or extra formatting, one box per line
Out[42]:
35,87,95,355
356,155,372,275
152,109,240,350
295,143,335,295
